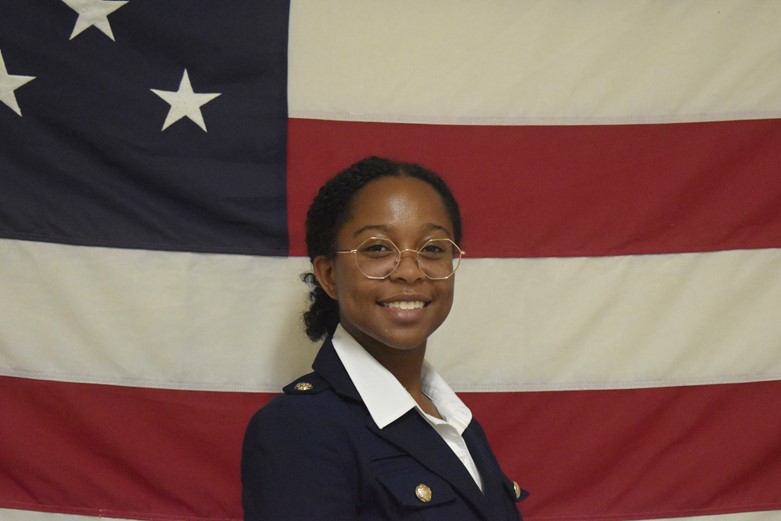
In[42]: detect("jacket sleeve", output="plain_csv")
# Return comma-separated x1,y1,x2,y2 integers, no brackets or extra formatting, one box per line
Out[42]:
241,396,360,521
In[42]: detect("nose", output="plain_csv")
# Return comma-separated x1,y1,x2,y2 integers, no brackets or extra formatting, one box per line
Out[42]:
389,248,425,282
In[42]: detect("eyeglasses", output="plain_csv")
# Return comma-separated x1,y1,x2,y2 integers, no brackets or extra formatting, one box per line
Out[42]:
334,237,465,280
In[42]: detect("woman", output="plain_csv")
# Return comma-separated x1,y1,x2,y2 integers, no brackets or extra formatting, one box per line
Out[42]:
242,157,527,520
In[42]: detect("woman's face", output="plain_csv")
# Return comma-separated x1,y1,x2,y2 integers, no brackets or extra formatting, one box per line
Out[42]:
314,176,456,354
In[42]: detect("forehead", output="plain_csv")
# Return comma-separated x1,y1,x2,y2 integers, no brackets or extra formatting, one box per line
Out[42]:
343,176,453,234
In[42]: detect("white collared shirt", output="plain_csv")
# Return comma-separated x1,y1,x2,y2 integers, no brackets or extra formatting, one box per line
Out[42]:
332,325,484,491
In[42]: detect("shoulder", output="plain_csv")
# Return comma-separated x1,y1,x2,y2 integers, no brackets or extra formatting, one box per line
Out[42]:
242,371,363,479
281,371,330,395
241,372,366,519
245,371,358,441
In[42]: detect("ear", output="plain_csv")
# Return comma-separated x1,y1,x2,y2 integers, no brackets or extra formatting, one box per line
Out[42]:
313,255,338,300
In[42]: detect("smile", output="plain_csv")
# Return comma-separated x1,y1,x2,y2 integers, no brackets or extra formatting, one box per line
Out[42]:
382,301,426,310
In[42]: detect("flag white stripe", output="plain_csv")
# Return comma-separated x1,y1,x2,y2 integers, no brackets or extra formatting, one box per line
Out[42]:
288,0,781,124
2,239,779,392
0,510,143,521
3,506,780,521
440,251,781,391
0,238,315,393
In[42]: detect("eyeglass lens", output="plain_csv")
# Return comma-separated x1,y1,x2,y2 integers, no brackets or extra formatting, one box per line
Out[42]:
354,238,461,279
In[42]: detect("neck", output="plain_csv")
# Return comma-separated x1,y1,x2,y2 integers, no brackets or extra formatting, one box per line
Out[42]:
361,341,442,418
362,341,426,393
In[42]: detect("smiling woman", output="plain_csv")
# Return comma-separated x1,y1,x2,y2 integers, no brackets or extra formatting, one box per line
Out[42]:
241,157,527,520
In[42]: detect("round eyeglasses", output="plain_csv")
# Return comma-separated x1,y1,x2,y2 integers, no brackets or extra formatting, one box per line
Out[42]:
334,237,465,280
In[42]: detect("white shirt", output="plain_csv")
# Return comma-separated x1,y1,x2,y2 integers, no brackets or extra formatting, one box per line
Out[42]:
331,324,484,491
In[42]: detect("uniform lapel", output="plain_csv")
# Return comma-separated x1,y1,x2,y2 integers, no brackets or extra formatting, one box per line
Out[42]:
463,421,514,519
368,410,494,520
313,339,496,520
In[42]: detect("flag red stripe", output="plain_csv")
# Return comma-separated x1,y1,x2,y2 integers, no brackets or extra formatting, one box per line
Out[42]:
287,118,781,258
0,376,268,521
3,376,780,521
463,383,781,521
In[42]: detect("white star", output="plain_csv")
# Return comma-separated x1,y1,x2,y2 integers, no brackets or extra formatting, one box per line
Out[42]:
0,50,36,117
151,69,221,132
62,0,128,41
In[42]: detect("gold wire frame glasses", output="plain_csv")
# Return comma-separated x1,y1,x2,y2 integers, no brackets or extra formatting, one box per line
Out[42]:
334,237,465,280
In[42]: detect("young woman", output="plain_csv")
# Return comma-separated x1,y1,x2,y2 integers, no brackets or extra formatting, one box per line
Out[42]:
242,156,527,520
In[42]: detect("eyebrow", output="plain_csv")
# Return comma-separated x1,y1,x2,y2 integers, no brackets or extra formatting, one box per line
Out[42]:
351,223,452,238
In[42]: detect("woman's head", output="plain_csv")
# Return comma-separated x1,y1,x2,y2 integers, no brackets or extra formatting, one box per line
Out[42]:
302,156,462,344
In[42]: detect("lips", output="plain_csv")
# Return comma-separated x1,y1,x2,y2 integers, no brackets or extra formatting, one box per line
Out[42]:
382,300,426,310
379,294,431,311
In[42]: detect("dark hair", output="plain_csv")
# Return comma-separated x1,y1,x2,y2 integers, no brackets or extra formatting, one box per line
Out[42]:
302,156,462,341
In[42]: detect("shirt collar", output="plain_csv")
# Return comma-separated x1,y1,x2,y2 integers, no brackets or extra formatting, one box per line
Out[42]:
331,324,472,432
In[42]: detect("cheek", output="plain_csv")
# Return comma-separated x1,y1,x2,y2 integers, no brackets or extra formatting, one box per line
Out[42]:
332,264,372,303
438,282,455,313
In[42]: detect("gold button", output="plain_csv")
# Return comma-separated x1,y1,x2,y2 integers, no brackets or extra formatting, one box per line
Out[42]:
415,483,432,503
293,382,313,391
513,481,521,500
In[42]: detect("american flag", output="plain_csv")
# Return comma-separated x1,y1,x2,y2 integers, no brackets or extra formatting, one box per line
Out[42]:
2,1,780,520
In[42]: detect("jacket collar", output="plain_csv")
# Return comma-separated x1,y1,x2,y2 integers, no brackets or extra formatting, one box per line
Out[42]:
312,336,499,520
311,336,362,402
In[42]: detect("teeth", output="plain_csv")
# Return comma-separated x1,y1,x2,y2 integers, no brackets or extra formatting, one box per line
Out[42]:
383,301,425,310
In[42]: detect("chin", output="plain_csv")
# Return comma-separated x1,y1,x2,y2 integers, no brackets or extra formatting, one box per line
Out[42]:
375,324,444,352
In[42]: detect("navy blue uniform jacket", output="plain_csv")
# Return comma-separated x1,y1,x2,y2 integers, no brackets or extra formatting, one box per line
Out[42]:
241,338,527,520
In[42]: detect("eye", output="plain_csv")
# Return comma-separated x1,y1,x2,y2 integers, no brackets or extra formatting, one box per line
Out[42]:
421,243,445,254
358,239,395,257
419,240,451,259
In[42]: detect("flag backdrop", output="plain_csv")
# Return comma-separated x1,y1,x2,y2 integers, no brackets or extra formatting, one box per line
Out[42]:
2,1,780,520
